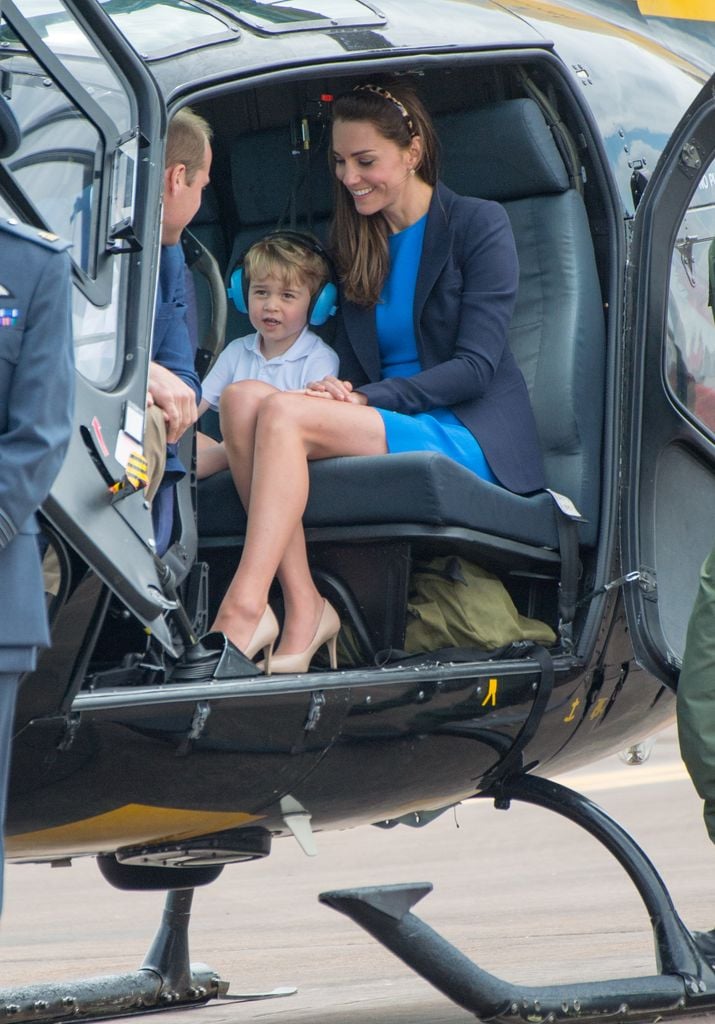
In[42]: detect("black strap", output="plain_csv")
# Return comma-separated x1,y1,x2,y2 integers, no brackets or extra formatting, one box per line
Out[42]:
480,643,555,788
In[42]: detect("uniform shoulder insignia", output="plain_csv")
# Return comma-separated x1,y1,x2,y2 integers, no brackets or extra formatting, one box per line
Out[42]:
0,217,72,252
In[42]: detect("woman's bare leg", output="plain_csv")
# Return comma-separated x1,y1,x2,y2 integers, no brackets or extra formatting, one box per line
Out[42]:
218,381,326,653
213,391,387,653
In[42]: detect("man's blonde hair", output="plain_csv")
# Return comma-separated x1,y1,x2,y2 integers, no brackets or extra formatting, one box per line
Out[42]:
243,235,329,298
166,107,213,183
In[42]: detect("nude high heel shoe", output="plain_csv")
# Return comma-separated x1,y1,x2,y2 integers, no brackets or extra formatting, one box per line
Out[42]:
266,600,340,675
243,605,280,675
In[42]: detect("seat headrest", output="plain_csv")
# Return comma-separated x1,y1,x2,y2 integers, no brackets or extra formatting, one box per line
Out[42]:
231,127,334,227
439,98,570,201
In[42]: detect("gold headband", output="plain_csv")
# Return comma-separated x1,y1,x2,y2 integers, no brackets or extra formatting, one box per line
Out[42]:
353,84,417,137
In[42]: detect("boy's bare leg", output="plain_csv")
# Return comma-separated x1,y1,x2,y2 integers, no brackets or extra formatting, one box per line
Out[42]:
196,431,230,479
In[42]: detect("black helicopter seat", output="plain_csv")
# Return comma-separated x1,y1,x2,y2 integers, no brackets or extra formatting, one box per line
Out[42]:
197,97,605,650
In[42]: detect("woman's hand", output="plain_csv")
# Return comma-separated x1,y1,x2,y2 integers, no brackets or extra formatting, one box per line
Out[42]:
305,376,368,404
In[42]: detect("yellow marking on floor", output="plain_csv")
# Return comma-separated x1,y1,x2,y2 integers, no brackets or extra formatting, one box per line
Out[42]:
6,804,262,859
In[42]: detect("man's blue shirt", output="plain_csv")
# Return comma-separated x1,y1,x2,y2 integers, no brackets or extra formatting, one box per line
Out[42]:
151,243,201,554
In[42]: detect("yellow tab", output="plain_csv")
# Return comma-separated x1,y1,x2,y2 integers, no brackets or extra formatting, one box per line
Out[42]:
481,677,498,707
563,697,581,723
638,0,715,20
37,230,60,242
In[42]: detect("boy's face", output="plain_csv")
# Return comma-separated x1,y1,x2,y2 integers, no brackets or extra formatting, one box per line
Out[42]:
248,273,312,352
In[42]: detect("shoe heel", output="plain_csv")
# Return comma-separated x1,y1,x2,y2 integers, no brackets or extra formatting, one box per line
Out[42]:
325,632,338,670
262,641,274,676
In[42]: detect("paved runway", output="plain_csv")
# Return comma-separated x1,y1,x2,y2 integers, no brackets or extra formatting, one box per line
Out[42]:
1,724,714,1023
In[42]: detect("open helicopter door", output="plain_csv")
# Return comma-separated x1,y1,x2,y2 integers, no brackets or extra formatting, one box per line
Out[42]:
0,2,175,655
622,74,715,684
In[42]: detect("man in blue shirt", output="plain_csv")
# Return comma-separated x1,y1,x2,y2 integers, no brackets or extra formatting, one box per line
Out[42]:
145,108,212,554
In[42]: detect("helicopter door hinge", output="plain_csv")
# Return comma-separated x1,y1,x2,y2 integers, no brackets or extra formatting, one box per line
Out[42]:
57,712,81,753
304,691,326,732
175,700,211,757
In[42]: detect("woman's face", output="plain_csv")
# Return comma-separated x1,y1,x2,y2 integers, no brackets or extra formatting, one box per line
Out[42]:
332,118,419,221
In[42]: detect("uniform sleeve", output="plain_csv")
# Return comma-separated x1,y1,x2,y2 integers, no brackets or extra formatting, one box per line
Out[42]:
0,246,74,549
299,344,340,387
358,201,518,413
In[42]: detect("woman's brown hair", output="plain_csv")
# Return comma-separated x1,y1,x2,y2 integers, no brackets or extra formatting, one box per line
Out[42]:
329,80,439,306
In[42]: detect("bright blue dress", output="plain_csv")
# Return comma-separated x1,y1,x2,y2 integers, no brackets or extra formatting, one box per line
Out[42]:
375,215,498,483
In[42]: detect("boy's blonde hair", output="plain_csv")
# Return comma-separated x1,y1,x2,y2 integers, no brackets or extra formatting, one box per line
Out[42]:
243,234,330,299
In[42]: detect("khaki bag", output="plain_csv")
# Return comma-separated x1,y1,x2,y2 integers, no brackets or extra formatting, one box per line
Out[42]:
405,555,556,653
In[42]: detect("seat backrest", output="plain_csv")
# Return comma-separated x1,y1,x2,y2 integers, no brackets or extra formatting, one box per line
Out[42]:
439,99,605,545
225,127,334,340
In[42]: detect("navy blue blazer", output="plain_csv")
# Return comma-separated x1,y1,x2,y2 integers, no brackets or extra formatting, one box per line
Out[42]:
0,220,74,669
333,182,545,495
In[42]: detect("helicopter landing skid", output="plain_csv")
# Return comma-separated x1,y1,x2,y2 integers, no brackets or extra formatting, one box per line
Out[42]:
321,774,715,1023
0,888,296,1024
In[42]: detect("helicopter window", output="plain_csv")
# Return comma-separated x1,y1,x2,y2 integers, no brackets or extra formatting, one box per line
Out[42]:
666,163,715,436
0,3,147,388
216,0,385,34
0,1,238,62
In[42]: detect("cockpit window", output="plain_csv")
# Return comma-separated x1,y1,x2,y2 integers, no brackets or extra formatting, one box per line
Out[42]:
0,1,237,60
666,165,715,436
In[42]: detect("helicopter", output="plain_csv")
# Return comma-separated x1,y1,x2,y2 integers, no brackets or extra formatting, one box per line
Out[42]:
2,0,715,1020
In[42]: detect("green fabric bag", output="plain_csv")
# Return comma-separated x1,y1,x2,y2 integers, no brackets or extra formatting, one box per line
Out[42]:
404,555,557,653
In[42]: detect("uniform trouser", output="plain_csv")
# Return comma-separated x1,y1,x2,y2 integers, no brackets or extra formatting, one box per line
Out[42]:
0,672,20,913
677,545,715,842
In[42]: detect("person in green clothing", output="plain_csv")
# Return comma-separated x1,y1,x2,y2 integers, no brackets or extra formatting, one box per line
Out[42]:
678,544,715,960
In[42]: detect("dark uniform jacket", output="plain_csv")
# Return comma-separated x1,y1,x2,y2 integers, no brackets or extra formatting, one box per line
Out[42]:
333,181,545,495
0,220,74,672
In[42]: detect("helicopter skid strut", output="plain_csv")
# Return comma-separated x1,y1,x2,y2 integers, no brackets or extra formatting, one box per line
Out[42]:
321,774,715,1022
0,888,295,1023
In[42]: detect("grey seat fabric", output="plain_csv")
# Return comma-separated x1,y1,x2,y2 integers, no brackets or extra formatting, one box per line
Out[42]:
224,126,334,341
198,97,605,560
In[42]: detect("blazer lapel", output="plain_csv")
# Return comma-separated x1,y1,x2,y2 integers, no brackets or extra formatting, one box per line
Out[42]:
342,301,382,382
414,182,452,328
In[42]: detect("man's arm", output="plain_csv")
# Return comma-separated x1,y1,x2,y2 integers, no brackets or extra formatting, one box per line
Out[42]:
148,360,199,444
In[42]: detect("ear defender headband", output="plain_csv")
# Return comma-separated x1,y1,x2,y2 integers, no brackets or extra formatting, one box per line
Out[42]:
227,230,338,327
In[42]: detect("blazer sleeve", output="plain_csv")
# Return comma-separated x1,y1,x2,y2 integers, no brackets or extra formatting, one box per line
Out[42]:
358,200,518,413
0,246,74,550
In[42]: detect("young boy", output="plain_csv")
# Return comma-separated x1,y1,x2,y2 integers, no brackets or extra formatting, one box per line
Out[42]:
196,233,339,479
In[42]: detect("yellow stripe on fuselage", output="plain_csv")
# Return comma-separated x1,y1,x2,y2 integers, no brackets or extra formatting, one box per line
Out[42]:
638,0,715,20
6,804,262,860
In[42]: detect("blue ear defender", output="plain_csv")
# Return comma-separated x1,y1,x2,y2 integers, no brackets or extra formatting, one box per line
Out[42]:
227,231,338,327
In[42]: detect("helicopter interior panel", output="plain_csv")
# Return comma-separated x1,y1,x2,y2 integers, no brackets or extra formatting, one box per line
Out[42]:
188,61,610,662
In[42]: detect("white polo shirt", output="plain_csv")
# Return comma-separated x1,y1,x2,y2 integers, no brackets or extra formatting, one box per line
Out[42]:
201,326,339,410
